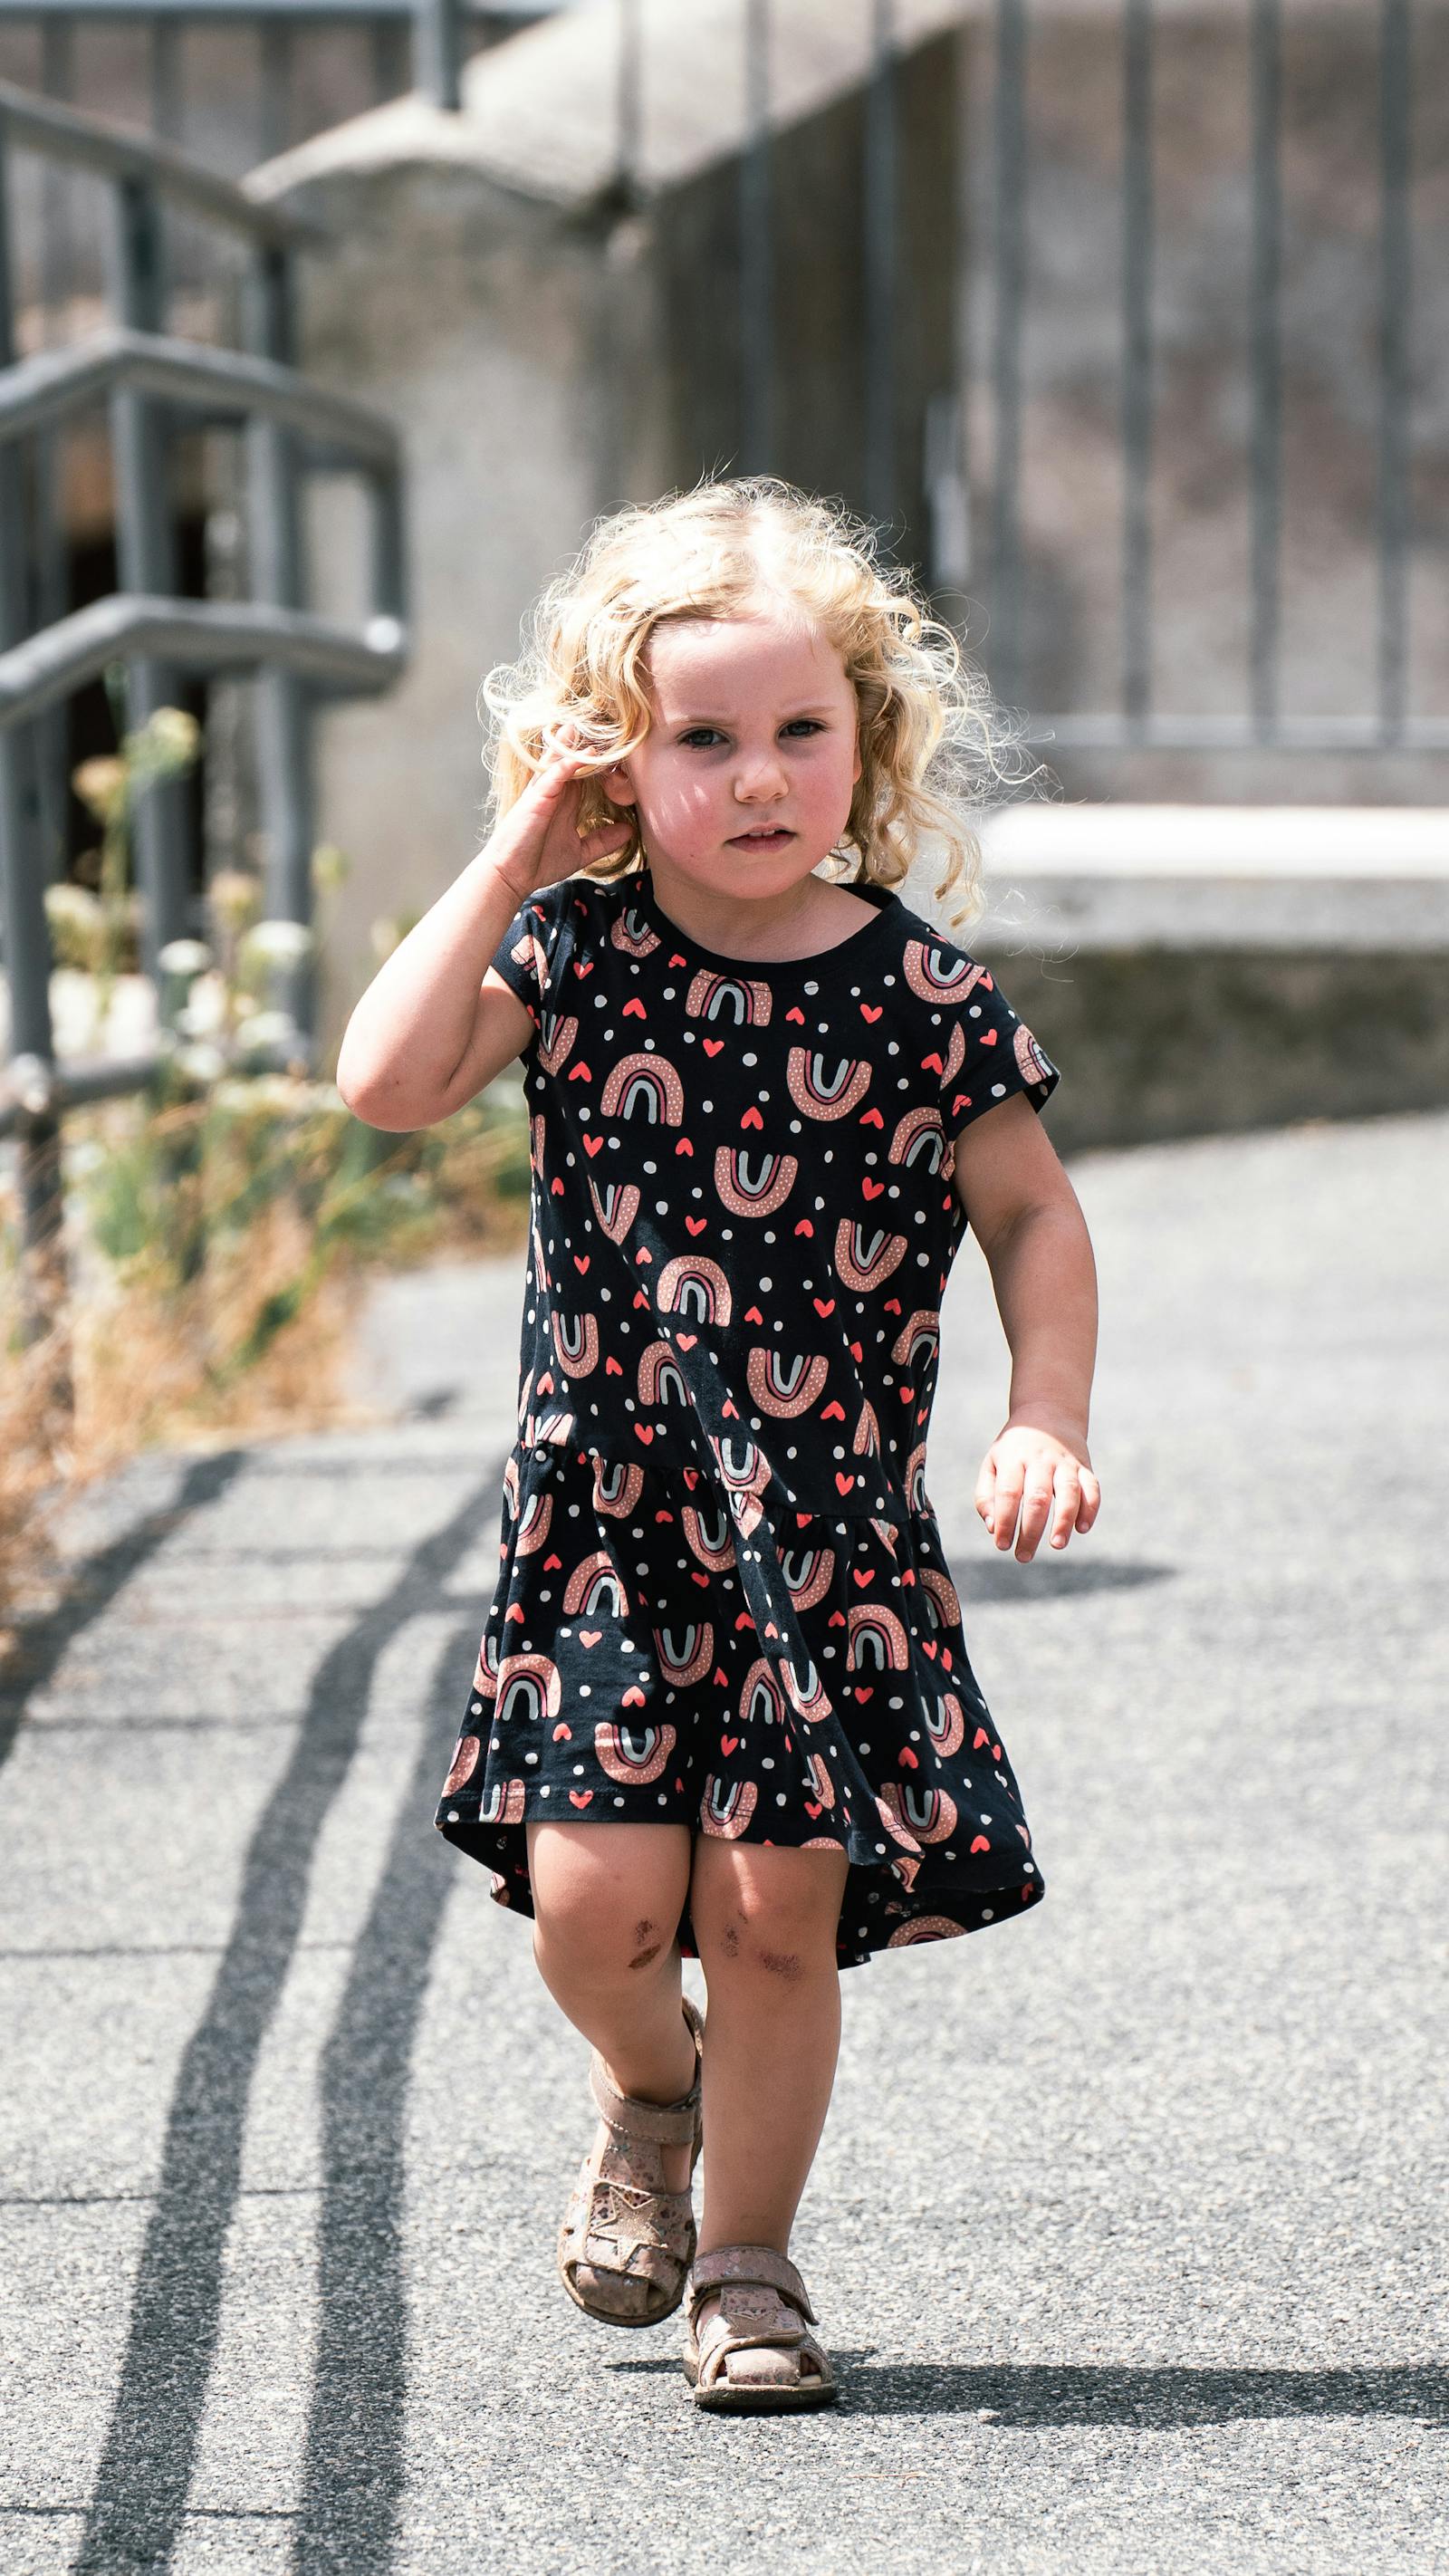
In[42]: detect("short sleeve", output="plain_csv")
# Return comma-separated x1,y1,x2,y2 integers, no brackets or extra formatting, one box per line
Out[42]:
487,881,569,1043
936,960,1061,1142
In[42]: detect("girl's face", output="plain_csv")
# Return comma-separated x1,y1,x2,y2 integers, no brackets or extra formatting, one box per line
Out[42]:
600,604,863,900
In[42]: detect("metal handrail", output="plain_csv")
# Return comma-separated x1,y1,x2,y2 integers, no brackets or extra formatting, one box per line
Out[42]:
0,79,318,237
0,596,407,727
0,78,410,1384
0,328,398,465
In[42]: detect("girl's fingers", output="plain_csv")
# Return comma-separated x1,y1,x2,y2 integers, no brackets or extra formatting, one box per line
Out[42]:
1048,1464,1083,1550
1015,1475,1057,1560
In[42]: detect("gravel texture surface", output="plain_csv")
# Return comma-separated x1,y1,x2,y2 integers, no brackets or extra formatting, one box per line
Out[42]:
1,1110,1445,2575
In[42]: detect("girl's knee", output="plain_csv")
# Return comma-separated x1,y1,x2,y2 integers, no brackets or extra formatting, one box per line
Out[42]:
528,1820,690,1987
691,1842,847,1982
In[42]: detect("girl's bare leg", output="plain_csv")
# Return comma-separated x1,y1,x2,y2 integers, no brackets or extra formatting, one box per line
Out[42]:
527,1820,698,2198
687,1839,850,2259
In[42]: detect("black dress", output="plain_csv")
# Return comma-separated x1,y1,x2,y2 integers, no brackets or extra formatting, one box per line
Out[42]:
435,862,1063,1969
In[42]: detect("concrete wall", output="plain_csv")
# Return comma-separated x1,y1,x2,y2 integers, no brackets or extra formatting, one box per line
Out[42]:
275,159,658,1053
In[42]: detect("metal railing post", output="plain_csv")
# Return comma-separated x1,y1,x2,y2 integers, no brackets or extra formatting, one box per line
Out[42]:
105,169,191,975
414,0,463,112
245,241,315,1037
0,114,71,1381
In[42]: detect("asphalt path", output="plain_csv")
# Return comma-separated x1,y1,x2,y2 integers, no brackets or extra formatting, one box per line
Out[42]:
1,1110,1445,2575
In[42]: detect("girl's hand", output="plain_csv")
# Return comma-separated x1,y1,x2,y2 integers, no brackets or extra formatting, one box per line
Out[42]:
486,731,634,901
975,1417,1100,1561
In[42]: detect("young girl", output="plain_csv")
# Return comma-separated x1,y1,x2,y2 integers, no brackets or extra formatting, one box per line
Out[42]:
337,476,1100,2413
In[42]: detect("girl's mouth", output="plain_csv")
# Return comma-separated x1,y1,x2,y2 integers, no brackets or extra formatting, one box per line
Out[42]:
727,827,795,848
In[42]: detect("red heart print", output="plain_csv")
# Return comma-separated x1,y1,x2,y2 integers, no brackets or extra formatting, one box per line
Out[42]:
970,1833,990,1853
860,1109,884,1129
921,1053,944,1075
669,954,687,968
813,1298,835,1317
796,1513,811,1528
883,1299,901,1315
544,1552,562,1570
835,1473,855,1495
552,1723,571,1741
623,998,646,1018
980,1028,998,1046
676,1138,694,1156
622,1685,646,1708
574,1254,590,1273
849,1341,863,1362
677,1331,697,1350
852,1570,871,1588
606,1356,623,1374
715,1667,731,1685
575,960,593,977
993,1744,1002,1760
505,1602,524,1624
584,1134,605,1156
744,1306,763,1325
952,1095,973,1118
571,1791,594,1809
786,1006,806,1024
691,1572,709,1588
704,1038,724,1057
551,1177,564,1197
804,1800,822,1820
567,1062,592,1082
636,1425,655,1443
821,1400,845,1421
741,1107,763,1129
860,1003,882,1022
722,1399,738,1418
862,1179,884,1200
721,1735,739,1756
733,1615,753,1635
853,1686,873,1704
974,1725,990,1748
899,1747,919,1769
794,1220,814,1237
686,1216,707,1235
828,1610,847,1628
580,1629,602,1647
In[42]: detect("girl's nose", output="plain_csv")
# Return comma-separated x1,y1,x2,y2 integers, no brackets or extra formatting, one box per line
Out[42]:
734,755,789,802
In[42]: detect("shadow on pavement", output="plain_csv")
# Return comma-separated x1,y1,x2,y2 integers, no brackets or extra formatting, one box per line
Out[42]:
0,1448,248,1777
294,1614,480,2576
610,2354,1446,2424
72,1458,502,2576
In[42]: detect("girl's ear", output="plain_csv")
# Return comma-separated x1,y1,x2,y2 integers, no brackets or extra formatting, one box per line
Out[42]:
600,762,637,808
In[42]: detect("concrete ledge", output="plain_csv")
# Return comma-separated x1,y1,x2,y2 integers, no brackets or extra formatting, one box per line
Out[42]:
967,803,1449,953
895,806,1447,1150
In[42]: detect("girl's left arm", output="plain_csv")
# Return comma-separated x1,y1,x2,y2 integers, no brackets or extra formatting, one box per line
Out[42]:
950,1094,1102,1562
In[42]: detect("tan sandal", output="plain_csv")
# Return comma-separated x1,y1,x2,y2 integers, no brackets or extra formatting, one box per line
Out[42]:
683,2245,839,2412
557,1996,705,2328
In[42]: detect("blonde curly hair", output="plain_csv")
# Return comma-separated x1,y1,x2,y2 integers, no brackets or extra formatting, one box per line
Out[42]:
478,475,1041,934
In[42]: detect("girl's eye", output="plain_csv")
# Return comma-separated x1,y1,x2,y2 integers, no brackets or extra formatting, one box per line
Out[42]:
677,720,824,748
678,728,723,748
782,719,824,737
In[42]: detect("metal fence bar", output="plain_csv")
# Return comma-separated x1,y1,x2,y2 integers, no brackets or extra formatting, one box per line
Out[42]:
616,0,640,201
1120,0,1153,727
1377,0,1411,742
991,0,1027,706
864,0,897,539
1248,0,1282,740
0,118,69,1353
739,0,772,475
105,168,191,973
245,242,315,1029
414,0,461,109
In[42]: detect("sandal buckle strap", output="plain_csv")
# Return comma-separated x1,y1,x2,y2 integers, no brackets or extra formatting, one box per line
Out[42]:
588,2055,700,2144
688,2243,816,2324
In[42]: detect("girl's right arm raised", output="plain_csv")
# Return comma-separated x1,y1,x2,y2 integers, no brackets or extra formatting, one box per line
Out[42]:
335,746,630,1131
